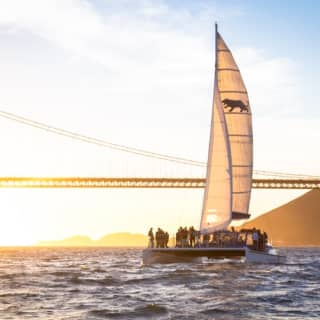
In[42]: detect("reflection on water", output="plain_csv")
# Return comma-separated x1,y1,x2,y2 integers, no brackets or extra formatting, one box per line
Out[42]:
0,247,319,319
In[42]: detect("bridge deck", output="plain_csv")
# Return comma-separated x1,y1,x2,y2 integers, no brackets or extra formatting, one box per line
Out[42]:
0,177,319,189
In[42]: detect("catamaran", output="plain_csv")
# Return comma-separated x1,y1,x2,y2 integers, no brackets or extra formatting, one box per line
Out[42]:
143,24,285,264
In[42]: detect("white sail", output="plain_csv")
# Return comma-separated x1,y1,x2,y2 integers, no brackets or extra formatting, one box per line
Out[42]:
200,80,232,233
216,31,253,218
200,25,253,233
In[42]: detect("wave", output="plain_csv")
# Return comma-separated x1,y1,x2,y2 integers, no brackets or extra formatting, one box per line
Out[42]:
0,248,319,319
88,304,168,319
50,271,82,277
200,307,229,315
87,309,124,318
69,275,120,286
133,304,168,316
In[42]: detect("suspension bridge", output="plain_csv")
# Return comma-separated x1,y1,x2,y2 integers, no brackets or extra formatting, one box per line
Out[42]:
0,110,319,189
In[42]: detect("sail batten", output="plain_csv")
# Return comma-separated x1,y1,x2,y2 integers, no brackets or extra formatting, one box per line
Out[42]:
220,90,247,93
200,25,253,233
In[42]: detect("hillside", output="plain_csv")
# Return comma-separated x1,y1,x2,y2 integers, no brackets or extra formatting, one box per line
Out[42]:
36,190,320,247
36,232,148,247
96,232,148,247
241,189,320,246
37,235,95,247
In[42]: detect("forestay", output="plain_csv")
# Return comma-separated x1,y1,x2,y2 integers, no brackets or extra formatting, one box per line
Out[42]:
200,82,232,233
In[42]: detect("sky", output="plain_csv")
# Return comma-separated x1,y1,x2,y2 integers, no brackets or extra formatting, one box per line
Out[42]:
0,0,319,245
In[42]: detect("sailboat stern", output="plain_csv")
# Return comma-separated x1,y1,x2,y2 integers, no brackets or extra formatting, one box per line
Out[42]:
245,247,286,264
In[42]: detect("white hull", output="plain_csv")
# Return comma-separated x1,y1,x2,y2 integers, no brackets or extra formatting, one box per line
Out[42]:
245,247,286,264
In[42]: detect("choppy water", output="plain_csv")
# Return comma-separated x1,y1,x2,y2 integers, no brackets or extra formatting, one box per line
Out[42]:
0,247,319,319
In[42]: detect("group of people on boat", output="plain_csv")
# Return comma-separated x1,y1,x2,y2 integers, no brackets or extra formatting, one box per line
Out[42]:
251,228,268,251
174,226,246,248
148,226,269,251
148,227,169,248
201,228,246,248
176,226,198,247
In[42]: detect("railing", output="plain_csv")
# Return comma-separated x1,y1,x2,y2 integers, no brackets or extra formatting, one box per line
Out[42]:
0,177,319,189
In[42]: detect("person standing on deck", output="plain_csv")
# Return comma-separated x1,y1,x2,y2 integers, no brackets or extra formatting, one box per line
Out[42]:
159,229,164,248
159,228,164,248
155,228,161,248
175,228,180,247
148,228,154,248
176,227,183,247
182,227,188,247
203,233,210,248
189,226,195,247
164,232,169,248
257,230,262,250
263,231,268,250
195,230,201,247
252,228,258,250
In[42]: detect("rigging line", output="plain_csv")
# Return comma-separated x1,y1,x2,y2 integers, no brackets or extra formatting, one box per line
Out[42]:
0,110,206,167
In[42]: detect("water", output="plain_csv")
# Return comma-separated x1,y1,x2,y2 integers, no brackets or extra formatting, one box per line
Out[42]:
0,247,319,319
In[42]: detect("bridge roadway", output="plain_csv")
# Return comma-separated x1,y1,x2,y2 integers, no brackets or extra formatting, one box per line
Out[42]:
0,177,319,189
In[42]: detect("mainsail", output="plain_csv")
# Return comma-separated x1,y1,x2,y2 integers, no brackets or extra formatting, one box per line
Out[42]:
200,24,253,233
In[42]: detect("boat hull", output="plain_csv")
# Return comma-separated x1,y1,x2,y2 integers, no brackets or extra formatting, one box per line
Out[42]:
142,247,285,264
245,247,286,264
142,247,245,264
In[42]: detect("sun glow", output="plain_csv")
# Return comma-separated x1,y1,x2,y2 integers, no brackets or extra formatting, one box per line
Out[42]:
0,1,318,247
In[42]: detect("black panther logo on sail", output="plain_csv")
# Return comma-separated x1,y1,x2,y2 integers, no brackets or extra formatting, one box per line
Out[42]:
222,99,249,112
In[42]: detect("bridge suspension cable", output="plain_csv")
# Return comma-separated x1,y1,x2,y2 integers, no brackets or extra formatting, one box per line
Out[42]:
0,110,205,167
0,109,319,180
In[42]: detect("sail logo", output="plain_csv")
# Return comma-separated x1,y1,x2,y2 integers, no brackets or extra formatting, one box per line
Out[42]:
222,99,249,112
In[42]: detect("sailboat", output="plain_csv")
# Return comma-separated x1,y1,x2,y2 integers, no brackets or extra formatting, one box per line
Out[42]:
143,24,285,264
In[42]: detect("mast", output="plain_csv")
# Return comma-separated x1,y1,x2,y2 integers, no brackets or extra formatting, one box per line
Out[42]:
215,22,218,69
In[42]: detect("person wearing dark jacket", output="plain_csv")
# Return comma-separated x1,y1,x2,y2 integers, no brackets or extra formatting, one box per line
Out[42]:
155,228,161,248
164,232,169,248
148,227,154,248
189,226,195,247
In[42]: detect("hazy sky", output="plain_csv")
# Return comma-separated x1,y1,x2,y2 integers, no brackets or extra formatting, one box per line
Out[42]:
0,0,319,245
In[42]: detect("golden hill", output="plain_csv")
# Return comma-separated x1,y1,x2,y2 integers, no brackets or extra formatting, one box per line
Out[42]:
241,189,320,246
36,232,148,247
37,235,94,247
96,232,148,247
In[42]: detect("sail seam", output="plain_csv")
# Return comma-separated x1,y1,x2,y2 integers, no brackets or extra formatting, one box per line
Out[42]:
232,165,253,167
225,112,252,115
217,68,239,72
220,90,247,94
229,134,253,137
